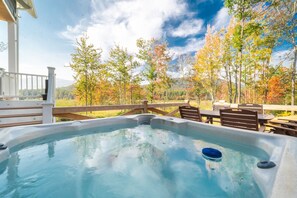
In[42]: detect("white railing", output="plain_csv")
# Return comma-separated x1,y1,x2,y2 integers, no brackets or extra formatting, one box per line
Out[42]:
0,68,48,100
0,67,56,125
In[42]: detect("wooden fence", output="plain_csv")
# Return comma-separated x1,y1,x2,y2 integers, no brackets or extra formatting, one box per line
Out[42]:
53,100,190,120
53,101,297,121
2,99,297,127
262,105,297,111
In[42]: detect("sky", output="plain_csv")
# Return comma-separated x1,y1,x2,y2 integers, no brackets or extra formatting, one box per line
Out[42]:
0,0,292,87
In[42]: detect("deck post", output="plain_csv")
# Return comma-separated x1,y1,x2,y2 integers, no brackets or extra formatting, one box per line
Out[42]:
42,67,55,123
7,21,19,98
46,67,56,103
42,103,54,123
0,68,4,95
142,100,148,113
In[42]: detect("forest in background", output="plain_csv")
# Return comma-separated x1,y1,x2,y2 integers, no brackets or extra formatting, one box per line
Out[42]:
63,0,296,108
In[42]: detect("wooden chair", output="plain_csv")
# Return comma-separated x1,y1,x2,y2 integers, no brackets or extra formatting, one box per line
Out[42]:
220,108,264,131
212,104,231,124
213,104,231,111
238,104,263,114
179,106,209,123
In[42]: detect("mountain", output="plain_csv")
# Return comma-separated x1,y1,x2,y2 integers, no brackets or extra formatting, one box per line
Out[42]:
56,78,74,88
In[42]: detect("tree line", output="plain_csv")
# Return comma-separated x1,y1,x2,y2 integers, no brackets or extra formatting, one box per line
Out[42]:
69,0,296,106
190,0,296,105
70,37,173,105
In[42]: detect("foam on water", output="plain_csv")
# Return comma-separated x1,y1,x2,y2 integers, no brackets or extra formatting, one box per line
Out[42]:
0,125,263,197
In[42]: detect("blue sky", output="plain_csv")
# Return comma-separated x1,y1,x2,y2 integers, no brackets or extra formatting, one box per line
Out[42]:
0,0,290,86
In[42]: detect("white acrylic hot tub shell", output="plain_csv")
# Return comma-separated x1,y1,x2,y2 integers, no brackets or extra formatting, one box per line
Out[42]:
0,114,296,198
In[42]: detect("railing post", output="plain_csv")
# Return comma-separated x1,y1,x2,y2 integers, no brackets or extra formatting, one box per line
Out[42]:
46,67,55,103
0,68,4,96
142,100,148,113
8,21,19,99
42,67,55,124
42,103,54,124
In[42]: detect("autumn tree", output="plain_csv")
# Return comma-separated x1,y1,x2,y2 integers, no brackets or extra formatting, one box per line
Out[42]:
137,38,156,102
194,26,221,103
243,8,276,103
176,54,195,99
70,35,103,106
267,76,285,104
190,69,208,104
153,42,172,101
220,18,237,103
225,0,262,103
137,38,172,102
262,0,297,108
107,45,139,104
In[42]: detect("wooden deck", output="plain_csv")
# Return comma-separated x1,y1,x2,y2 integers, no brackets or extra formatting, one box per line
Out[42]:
0,101,43,128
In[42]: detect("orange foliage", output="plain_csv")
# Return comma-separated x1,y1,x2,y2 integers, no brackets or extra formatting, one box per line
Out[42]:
267,76,285,104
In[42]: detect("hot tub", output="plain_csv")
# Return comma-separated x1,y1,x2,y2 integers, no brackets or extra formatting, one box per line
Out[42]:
0,114,296,197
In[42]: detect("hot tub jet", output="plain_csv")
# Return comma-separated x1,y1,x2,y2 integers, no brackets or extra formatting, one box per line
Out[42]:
257,161,276,169
0,144,7,150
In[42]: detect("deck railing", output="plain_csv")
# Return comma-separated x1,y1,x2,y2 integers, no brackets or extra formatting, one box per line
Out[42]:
0,68,48,100
0,67,56,127
50,100,190,122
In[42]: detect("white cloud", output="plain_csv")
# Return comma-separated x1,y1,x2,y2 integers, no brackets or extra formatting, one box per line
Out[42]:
170,19,204,37
212,7,231,30
61,0,187,59
61,19,89,42
170,37,205,59
271,49,294,67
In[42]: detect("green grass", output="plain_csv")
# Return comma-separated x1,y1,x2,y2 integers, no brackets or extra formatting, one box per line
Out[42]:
56,99,123,118
56,99,78,107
